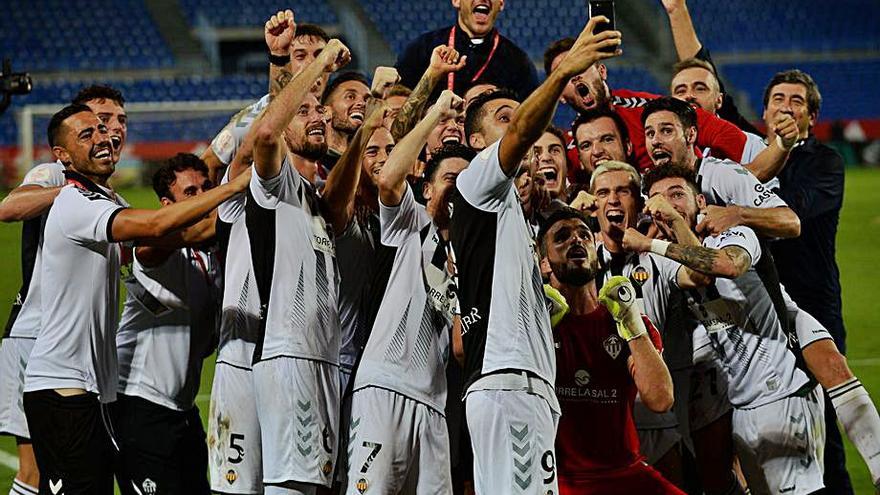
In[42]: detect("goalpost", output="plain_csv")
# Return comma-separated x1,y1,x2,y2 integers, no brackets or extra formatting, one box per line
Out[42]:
15,99,254,185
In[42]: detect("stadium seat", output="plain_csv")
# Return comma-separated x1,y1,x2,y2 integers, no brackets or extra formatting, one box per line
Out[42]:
178,0,337,28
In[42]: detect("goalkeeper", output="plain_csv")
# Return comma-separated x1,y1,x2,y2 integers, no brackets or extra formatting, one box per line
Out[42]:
539,207,683,494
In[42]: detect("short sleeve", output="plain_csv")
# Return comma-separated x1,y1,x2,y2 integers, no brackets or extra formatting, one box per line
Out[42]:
702,158,787,209
249,156,302,209
218,167,245,222
56,187,126,246
709,226,760,266
740,132,767,164
652,253,684,290
210,95,270,166
455,140,514,212
379,184,430,248
21,162,65,188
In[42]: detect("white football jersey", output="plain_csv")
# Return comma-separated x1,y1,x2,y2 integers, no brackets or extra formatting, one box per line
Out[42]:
685,226,809,408
449,140,555,392
24,173,128,402
354,185,453,413
6,161,66,339
247,161,340,364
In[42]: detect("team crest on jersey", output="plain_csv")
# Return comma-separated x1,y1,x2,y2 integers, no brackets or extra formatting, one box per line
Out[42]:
356,477,369,493
141,478,157,495
603,335,623,359
226,469,238,484
631,266,649,285
574,369,591,386
321,459,333,476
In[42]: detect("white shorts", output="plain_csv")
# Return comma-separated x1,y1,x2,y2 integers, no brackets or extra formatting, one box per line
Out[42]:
689,361,733,433
0,337,34,439
466,389,559,494
344,387,451,494
253,357,340,487
208,362,263,494
732,388,826,495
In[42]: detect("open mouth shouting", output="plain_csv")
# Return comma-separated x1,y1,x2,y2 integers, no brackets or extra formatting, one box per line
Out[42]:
472,1,492,23
605,208,626,230
567,244,589,263
349,109,365,125
110,135,122,150
538,167,559,189
576,82,596,109
650,147,673,166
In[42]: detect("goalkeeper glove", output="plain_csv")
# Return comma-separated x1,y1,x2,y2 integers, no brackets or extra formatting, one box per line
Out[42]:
598,276,647,341
544,284,569,328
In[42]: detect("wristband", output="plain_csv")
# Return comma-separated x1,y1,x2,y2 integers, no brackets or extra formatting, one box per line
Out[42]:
650,239,670,256
268,52,289,67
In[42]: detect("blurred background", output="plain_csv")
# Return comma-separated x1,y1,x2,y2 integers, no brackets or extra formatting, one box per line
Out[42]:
1,0,878,187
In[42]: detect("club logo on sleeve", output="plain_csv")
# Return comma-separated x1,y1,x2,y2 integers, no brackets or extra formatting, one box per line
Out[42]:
603,335,623,359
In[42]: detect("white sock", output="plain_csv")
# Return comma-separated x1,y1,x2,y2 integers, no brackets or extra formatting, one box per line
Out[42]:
829,377,880,485
11,479,38,495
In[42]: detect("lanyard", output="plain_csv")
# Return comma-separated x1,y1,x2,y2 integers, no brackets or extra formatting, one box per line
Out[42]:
447,26,500,91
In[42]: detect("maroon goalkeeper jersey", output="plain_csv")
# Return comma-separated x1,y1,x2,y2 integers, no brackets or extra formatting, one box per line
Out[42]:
553,304,661,477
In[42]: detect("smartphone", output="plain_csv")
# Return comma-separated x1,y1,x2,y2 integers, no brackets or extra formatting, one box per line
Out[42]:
588,0,616,52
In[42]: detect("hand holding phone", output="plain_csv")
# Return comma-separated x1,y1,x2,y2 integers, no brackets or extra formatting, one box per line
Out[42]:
588,0,617,53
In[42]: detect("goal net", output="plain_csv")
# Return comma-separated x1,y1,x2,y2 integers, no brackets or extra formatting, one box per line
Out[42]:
13,99,255,187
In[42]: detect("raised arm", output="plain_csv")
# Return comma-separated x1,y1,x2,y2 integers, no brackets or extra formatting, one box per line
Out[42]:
134,211,218,267
390,45,466,141
253,38,350,179
322,99,386,232
742,114,800,181
265,10,296,98
110,169,250,243
662,0,702,60
379,90,462,206
499,17,621,176
599,277,673,413
0,185,62,222
698,204,800,239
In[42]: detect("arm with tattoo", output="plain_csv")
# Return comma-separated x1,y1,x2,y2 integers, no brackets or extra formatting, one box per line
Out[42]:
664,243,751,279
390,45,466,141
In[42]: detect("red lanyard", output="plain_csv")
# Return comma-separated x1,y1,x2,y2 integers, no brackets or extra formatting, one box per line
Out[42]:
447,26,500,91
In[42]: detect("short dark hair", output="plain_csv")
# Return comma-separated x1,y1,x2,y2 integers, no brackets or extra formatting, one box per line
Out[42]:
537,206,590,254
762,69,822,117
322,71,370,104
671,58,721,92
386,84,412,99
641,163,700,197
543,37,574,77
464,88,520,143
295,23,330,43
47,103,93,147
152,153,210,200
72,85,125,107
571,106,630,146
543,125,567,149
640,96,697,130
424,143,476,182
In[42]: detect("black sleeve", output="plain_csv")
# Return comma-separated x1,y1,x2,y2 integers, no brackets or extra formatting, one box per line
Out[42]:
396,35,431,91
774,148,845,221
694,46,763,137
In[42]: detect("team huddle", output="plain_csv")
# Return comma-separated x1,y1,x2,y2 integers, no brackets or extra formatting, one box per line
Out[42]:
1,1,879,495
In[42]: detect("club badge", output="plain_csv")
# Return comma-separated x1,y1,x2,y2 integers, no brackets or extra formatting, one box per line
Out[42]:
604,335,622,359
631,266,649,285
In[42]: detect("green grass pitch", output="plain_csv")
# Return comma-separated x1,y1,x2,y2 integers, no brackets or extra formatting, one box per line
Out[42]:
0,168,878,493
